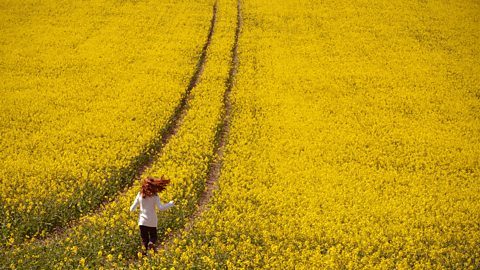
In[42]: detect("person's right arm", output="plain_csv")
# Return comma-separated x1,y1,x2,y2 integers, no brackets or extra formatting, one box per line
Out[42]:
155,196,174,210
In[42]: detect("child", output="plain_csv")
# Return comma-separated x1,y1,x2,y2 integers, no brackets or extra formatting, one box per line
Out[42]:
130,176,174,253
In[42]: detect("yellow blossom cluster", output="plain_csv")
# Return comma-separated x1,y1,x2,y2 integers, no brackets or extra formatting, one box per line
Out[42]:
150,0,480,268
0,0,212,243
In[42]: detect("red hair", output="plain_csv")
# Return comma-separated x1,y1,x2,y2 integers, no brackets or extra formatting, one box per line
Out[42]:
140,176,170,198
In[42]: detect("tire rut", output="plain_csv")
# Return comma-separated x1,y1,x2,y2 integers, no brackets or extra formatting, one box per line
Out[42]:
134,0,218,178
158,0,242,251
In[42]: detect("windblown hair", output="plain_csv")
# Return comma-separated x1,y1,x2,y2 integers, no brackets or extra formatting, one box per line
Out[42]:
140,176,171,198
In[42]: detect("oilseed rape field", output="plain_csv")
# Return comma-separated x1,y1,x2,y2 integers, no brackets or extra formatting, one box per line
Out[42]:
1,0,479,269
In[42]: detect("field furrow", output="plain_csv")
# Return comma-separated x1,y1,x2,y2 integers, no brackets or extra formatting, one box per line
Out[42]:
195,0,241,220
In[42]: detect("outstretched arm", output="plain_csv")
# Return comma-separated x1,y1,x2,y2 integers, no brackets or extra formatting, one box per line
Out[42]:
155,196,174,211
130,193,140,211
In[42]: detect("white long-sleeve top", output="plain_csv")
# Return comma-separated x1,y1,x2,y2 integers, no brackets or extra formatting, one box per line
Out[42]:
130,193,174,227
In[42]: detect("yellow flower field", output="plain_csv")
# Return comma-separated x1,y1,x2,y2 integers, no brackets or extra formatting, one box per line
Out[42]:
0,0,212,243
150,0,480,268
1,0,479,268
2,0,239,267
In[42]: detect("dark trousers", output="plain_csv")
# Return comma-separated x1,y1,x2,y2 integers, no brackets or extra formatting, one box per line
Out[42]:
139,225,157,250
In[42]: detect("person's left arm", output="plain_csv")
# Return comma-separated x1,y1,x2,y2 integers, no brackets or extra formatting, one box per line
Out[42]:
130,193,140,211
